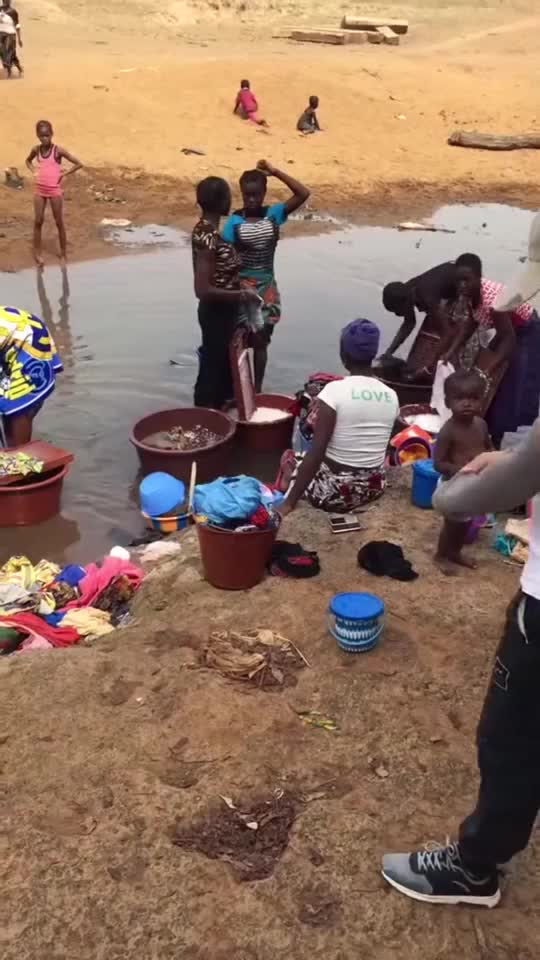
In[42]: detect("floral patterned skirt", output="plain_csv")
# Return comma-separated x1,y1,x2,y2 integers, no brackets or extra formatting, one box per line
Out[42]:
290,454,386,513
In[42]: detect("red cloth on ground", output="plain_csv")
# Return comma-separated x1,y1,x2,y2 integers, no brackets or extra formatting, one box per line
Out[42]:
0,613,81,648
62,556,144,611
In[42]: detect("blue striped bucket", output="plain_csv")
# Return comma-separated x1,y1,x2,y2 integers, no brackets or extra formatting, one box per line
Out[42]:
328,592,384,653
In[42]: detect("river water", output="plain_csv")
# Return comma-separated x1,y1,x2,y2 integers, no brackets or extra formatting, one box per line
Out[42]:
0,203,533,563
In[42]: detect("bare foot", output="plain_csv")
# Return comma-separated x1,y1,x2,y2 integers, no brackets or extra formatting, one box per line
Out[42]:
435,555,457,576
34,252,44,268
275,450,297,493
449,552,478,570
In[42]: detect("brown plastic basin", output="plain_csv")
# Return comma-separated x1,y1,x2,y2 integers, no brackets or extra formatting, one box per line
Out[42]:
0,464,71,527
235,393,295,453
198,523,276,590
130,407,237,484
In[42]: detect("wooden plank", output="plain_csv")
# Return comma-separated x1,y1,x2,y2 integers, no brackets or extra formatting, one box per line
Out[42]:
342,29,369,43
377,25,400,45
290,29,346,45
448,131,540,150
367,30,384,44
342,15,409,35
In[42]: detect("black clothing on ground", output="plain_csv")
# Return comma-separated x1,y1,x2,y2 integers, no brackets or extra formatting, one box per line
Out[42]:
270,541,320,578
357,540,418,581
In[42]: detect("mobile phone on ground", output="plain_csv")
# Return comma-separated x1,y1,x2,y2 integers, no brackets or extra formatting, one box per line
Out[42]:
329,515,365,534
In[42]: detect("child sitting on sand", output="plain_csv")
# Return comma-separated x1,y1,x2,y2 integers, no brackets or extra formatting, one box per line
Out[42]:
433,370,492,574
297,96,321,134
233,79,267,126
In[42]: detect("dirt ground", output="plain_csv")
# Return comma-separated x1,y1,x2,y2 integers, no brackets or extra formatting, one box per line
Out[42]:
1,0,540,269
3,3,540,956
3,468,539,960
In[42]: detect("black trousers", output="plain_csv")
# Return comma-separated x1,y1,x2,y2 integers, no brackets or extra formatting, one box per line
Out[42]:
460,591,540,871
193,300,237,410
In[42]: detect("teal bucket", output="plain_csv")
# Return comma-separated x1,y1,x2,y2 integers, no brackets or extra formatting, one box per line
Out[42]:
328,592,384,653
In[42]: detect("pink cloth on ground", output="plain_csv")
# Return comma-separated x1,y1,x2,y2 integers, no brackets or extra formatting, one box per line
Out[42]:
20,635,54,653
62,556,144,611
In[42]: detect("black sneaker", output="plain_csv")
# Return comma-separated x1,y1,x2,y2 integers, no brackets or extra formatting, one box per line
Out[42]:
382,841,501,907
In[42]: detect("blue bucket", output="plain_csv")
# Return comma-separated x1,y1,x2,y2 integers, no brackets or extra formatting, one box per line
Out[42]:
412,458,440,509
328,592,384,653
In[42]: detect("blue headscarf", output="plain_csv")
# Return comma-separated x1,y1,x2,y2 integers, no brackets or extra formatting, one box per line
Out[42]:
340,319,380,365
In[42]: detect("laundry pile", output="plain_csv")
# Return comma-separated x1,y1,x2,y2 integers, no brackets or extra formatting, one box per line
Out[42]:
0,451,44,479
144,425,221,452
194,475,283,532
0,553,144,655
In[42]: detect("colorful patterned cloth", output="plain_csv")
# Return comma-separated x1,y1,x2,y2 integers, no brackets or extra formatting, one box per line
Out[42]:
191,220,241,290
295,372,344,446
0,306,62,417
290,453,386,513
474,279,533,329
222,203,288,327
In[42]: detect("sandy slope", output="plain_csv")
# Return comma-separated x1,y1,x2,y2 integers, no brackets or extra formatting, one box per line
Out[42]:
1,1,539,268
3,471,538,960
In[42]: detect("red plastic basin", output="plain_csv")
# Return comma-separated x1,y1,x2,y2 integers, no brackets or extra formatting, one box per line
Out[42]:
130,407,237,484
198,523,276,590
0,464,70,527
235,393,295,453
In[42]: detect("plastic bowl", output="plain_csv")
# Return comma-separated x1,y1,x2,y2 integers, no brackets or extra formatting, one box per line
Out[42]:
131,408,237,484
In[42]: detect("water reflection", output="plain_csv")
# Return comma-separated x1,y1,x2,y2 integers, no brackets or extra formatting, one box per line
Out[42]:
37,266,75,375
0,203,534,564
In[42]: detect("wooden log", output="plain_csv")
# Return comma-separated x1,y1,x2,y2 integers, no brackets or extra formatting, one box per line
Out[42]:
342,15,409,35
367,30,384,44
448,131,540,151
342,28,369,43
377,25,400,45
290,29,346,45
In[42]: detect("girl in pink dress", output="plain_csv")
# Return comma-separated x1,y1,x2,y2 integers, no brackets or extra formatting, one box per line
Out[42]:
26,120,83,267
233,79,268,126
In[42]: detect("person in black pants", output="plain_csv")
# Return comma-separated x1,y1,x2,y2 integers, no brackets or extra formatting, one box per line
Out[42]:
382,424,540,907
191,176,259,410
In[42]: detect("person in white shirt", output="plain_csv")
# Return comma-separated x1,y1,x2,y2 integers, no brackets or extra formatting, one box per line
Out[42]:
278,319,399,515
0,1,22,77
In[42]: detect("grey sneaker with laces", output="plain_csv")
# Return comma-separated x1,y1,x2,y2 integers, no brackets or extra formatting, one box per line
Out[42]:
382,841,501,907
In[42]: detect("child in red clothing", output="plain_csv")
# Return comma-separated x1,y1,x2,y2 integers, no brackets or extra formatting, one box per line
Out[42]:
26,119,83,267
233,79,268,126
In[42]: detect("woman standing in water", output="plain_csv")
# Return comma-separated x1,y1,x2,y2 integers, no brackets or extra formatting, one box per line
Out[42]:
0,305,63,446
26,120,83,267
192,176,260,410
222,160,310,392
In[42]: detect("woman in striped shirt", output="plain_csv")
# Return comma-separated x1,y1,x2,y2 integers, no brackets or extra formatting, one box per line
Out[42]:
222,159,310,391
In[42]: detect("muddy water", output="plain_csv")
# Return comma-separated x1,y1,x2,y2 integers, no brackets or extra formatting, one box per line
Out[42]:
0,203,533,563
